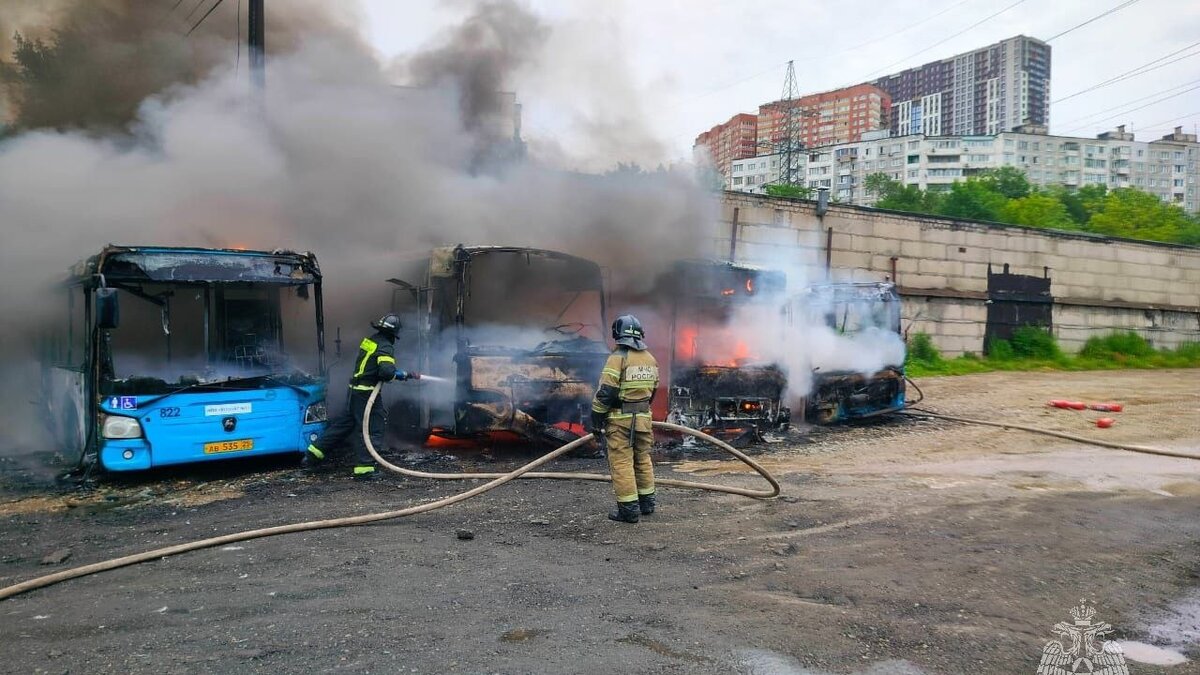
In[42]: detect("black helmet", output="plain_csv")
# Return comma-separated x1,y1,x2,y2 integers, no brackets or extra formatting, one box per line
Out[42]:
611,314,646,350
371,313,401,337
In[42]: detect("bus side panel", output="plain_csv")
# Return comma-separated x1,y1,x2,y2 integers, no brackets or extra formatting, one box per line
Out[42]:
44,367,86,459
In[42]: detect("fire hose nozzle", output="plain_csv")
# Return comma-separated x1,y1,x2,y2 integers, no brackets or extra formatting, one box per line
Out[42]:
408,372,421,380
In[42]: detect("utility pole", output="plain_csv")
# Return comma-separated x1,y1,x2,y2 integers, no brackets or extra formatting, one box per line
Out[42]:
248,0,265,89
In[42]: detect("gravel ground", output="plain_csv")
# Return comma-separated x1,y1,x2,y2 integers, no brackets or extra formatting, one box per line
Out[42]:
1,368,1198,674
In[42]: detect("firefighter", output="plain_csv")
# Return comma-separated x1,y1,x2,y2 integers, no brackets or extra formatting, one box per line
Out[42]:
590,314,659,523
303,313,417,479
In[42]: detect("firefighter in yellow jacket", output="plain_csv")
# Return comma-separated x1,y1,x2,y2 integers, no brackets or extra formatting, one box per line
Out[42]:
590,314,659,523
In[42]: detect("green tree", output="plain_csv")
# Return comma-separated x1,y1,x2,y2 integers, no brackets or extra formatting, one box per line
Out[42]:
1087,188,1200,244
936,179,1007,222
2,4,206,132
764,183,813,199
864,172,896,200
1053,184,1107,225
876,183,942,213
976,166,1032,199
1001,193,1077,230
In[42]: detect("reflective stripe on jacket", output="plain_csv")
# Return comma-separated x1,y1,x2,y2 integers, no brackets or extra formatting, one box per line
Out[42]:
349,330,397,389
591,347,659,420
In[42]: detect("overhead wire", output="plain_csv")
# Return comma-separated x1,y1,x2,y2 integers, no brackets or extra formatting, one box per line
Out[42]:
1059,83,1200,134
187,0,226,36
236,0,242,74
865,0,1029,78
1056,78,1200,128
1043,0,1142,42
183,0,210,21
658,0,987,143
1053,41,1200,104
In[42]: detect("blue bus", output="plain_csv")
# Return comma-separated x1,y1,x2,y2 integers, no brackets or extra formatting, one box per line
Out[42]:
41,246,329,472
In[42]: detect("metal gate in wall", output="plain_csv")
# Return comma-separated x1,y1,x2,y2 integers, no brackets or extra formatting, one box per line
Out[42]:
984,263,1053,354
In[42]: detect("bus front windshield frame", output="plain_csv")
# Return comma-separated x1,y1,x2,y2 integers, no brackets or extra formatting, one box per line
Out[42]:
97,279,324,394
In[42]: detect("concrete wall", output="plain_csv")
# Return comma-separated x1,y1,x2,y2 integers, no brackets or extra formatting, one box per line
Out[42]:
718,192,1200,355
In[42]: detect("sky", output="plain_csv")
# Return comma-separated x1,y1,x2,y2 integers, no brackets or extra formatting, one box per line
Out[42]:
360,0,1200,167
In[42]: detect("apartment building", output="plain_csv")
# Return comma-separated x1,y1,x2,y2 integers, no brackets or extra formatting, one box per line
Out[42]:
870,35,1051,136
756,84,890,150
728,126,1200,214
695,84,889,176
694,113,759,177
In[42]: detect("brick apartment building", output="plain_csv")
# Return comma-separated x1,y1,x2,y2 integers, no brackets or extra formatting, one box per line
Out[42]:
694,84,889,176
756,83,890,151
693,112,758,176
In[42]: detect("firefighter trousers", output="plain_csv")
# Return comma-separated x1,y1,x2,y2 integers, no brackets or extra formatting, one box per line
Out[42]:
311,388,385,467
605,416,655,503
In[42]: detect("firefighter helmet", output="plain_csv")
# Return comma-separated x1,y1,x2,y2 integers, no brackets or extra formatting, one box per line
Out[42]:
611,314,646,350
371,313,401,337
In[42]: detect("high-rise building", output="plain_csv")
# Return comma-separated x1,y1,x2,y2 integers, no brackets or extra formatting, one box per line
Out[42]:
756,84,891,151
693,113,759,176
871,35,1050,137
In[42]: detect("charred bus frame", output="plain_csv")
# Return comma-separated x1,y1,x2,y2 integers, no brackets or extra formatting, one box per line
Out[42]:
388,245,609,447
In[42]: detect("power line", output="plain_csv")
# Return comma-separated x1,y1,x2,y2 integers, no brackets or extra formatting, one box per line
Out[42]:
1053,40,1200,103
1057,78,1200,128
1060,84,1200,134
1043,0,1142,42
184,0,209,21
235,0,242,74
187,0,226,36
667,0,981,117
865,0,1028,78
809,0,980,62
1136,110,1200,131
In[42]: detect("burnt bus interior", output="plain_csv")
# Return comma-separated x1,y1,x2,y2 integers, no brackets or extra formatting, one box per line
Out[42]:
661,260,790,446
799,282,906,424
92,250,325,391
389,245,609,447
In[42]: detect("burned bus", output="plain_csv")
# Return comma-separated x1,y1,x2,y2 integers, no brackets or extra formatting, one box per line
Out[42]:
791,281,906,424
40,246,329,471
656,260,791,445
387,245,609,447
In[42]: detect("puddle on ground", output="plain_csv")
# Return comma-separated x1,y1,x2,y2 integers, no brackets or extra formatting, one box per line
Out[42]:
1118,641,1189,666
1119,586,1200,666
734,649,926,675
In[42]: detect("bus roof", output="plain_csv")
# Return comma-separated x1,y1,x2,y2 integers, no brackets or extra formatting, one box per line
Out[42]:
67,245,321,287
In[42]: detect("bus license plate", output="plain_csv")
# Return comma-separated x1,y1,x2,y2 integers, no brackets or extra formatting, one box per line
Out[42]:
203,439,254,454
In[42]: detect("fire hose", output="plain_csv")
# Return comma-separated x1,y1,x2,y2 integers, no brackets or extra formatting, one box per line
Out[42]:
0,383,779,602
901,408,1200,461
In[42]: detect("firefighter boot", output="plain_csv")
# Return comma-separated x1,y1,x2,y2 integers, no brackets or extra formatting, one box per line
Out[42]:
352,465,379,481
608,500,640,523
300,445,325,472
638,492,656,516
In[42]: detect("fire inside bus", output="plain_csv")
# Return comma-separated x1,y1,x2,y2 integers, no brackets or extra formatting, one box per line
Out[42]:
387,245,609,448
791,281,906,424
657,260,791,445
40,246,329,472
